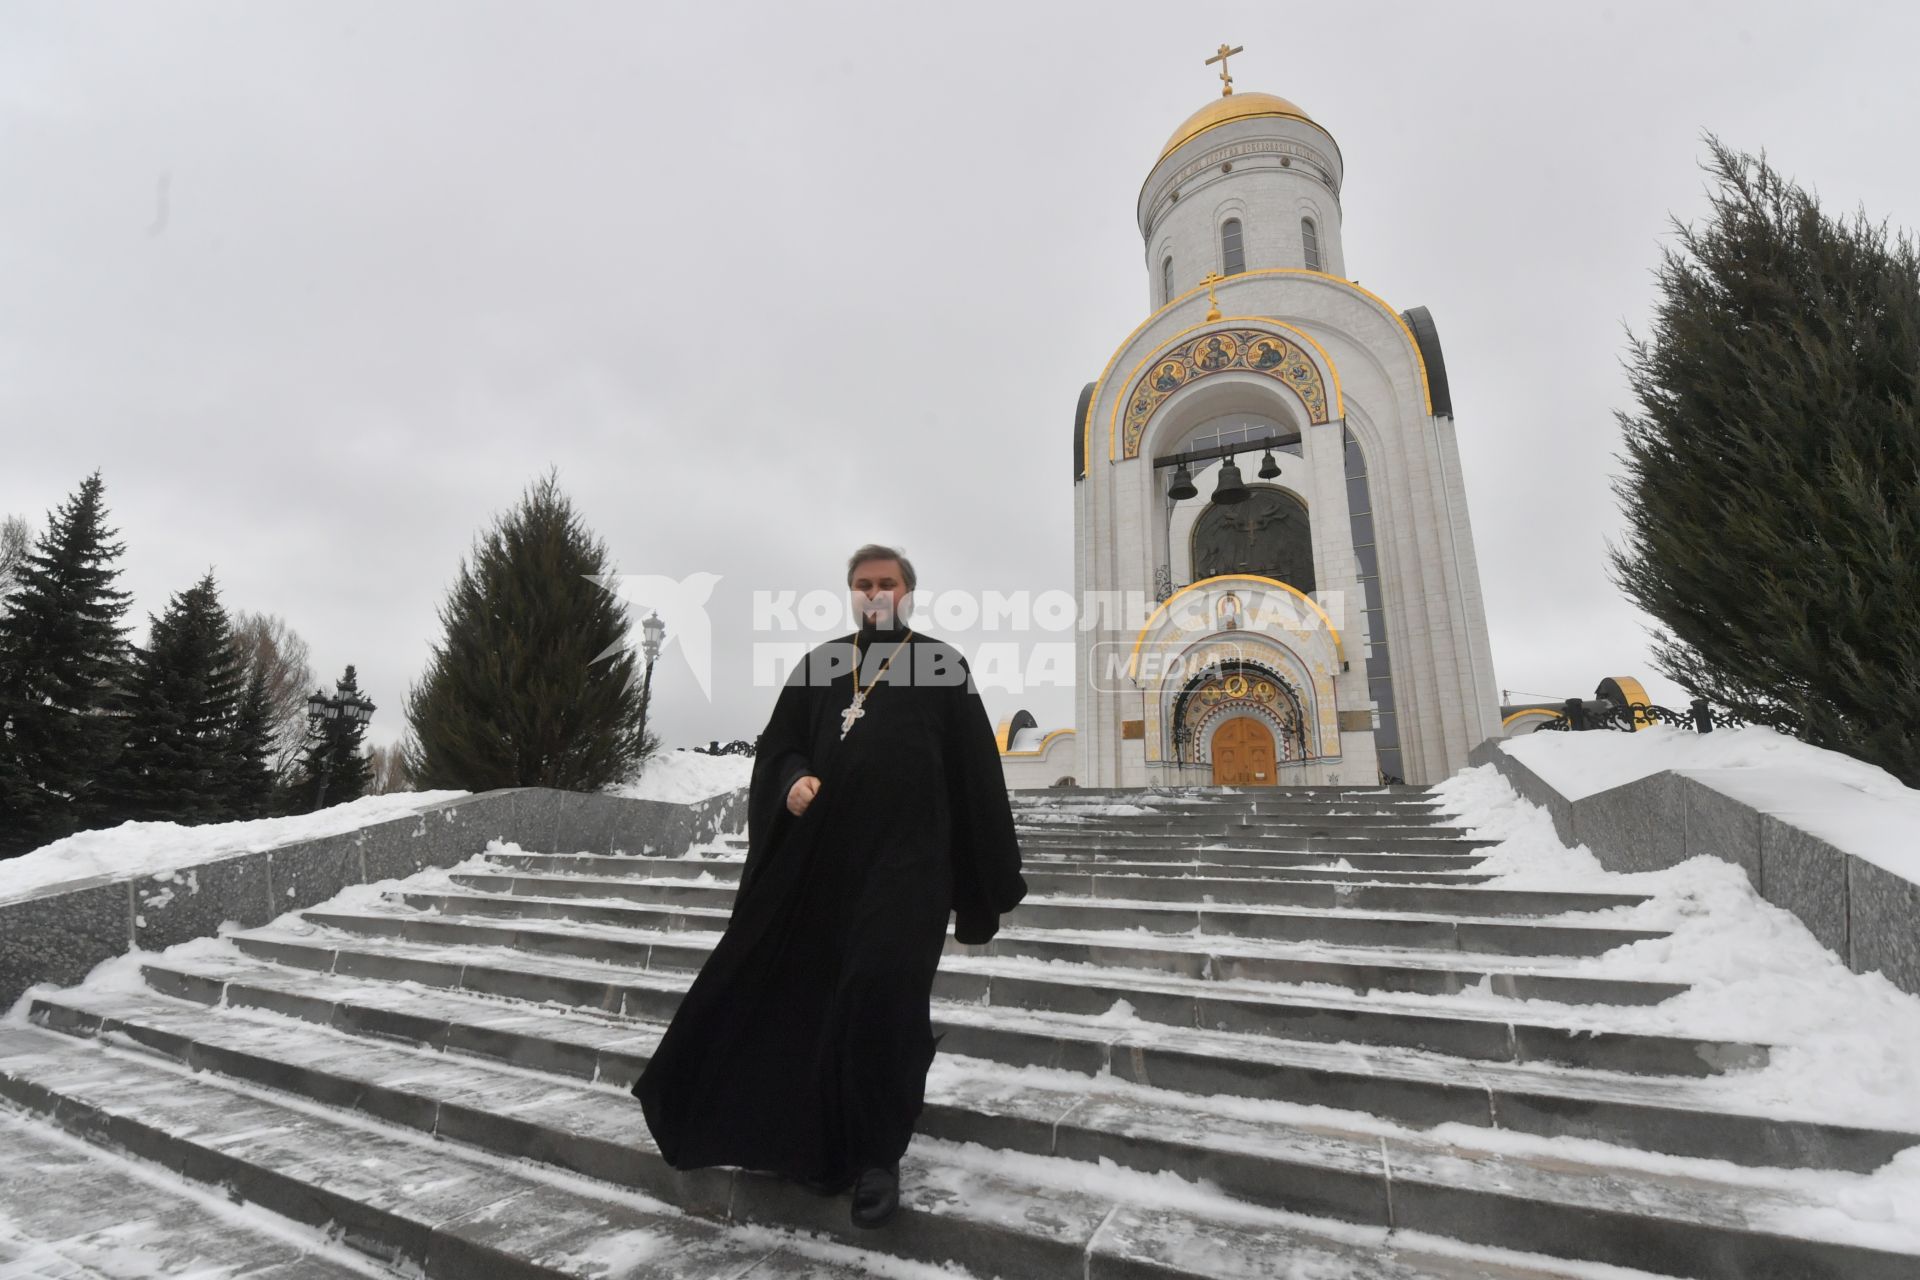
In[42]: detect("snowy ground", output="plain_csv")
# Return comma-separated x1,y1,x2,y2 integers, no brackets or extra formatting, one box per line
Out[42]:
1502,723,1920,882
1433,763,1920,1137
611,748,753,804
0,790,469,905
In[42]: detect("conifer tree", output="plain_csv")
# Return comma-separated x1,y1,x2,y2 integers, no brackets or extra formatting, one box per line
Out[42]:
406,472,653,790
100,572,245,825
295,665,373,810
0,472,133,855
225,662,277,819
1611,138,1920,785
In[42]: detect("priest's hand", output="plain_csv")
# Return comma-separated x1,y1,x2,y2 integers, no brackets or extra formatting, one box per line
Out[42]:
787,775,821,816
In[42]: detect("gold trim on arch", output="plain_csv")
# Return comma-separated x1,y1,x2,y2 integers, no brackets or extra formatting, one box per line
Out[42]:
1501,708,1563,728
1110,320,1338,463
1078,269,1434,477
1127,574,1345,677
1000,728,1076,758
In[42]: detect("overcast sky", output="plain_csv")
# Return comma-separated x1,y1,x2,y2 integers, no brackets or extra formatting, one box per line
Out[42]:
4,1,1917,753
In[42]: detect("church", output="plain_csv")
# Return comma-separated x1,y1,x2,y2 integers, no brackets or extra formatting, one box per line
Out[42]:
1000,50,1501,789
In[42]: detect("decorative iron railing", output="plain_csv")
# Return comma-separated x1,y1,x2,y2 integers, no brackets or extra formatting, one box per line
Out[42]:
1533,697,1745,734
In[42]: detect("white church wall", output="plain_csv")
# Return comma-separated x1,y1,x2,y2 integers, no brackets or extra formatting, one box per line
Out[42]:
1000,730,1078,790
1139,116,1347,288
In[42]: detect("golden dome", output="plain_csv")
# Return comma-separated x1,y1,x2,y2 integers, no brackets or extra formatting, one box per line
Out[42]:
1158,91,1317,162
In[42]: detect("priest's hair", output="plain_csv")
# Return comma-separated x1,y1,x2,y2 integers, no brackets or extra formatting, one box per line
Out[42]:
846,544,917,592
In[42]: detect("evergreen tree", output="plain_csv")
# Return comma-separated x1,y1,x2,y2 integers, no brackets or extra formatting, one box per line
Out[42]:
0,472,133,855
99,572,245,825
1611,138,1920,785
225,662,277,819
294,665,374,810
406,472,653,790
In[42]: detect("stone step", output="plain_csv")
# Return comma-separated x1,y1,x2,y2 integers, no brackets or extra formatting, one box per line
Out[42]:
0,1020,1681,1280
15,997,1910,1280
445,869,1643,918
1016,831,1500,856
126,948,1916,1174
0,1024,1096,1279
1013,785,1437,801
493,849,1495,884
267,883,1692,1002
424,875,1681,1005
234,919,1763,1076
371,882,1663,957
0,1105,388,1279
1016,810,1467,831
1027,845,1495,871
354,865,1678,1003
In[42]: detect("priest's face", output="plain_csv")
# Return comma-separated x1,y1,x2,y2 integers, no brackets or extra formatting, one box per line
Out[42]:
850,559,910,628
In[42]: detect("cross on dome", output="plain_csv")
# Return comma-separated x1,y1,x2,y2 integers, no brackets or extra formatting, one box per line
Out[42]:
1205,42,1244,96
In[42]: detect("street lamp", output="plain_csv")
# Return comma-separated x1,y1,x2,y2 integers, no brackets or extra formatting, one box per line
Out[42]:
640,611,666,708
306,687,376,810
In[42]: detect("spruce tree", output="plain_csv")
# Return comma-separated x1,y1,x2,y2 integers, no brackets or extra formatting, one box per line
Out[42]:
406,472,653,790
0,472,133,855
100,572,245,825
225,662,277,819
295,665,373,810
1611,138,1920,785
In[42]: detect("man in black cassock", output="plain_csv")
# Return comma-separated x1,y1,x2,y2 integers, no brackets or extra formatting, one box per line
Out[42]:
633,544,1027,1229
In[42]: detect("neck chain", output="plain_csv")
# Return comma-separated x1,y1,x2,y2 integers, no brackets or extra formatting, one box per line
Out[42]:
841,629,913,739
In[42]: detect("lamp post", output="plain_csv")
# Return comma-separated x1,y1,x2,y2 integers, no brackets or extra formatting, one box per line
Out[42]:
640,612,666,710
306,686,376,810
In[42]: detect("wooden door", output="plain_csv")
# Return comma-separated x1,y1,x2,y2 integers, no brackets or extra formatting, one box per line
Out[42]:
1210,718,1277,786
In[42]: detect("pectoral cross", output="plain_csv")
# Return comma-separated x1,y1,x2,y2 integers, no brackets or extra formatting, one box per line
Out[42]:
1206,43,1243,97
840,691,867,738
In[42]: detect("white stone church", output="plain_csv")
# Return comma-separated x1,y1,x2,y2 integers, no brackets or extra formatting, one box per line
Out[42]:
1000,68,1500,789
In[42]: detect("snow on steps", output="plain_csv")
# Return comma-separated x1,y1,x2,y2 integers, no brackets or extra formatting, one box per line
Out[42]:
2,786,1917,1279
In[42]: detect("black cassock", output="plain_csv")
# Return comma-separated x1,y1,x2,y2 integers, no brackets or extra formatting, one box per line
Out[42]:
632,621,1027,1190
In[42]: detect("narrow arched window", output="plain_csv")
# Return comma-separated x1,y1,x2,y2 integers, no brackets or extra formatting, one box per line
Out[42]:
1161,256,1174,304
1301,217,1322,271
1221,218,1246,275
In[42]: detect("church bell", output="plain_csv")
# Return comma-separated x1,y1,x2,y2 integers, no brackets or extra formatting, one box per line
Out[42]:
1167,463,1198,501
1258,448,1281,479
1212,456,1249,504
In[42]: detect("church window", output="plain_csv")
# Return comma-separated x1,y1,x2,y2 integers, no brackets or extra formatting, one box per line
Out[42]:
1187,413,1300,458
1344,427,1401,781
1221,218,1246,275
1162,256,1174,305
1302,217,1323,272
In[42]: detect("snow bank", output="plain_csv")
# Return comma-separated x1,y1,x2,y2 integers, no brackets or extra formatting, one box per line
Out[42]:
0,790,469,905
1433,763,1920,1135
1502,724,1920,883
611,749,752,804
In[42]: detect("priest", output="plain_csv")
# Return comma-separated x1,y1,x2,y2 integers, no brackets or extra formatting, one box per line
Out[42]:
632,544,1027,1230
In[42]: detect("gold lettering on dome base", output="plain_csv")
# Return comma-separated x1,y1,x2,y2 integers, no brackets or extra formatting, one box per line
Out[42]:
1120,327,1329,460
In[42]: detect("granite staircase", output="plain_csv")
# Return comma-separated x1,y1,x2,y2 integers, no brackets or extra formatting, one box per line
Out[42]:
4,785,1917,1279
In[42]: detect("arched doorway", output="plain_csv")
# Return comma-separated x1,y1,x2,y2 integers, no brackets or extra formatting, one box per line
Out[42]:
1210,717,1277,786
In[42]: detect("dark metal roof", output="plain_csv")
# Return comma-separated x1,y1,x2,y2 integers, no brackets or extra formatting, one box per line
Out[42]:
1073,381,1095,480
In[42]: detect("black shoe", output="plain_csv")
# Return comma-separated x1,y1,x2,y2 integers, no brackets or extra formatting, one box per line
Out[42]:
849,1162,899,1229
